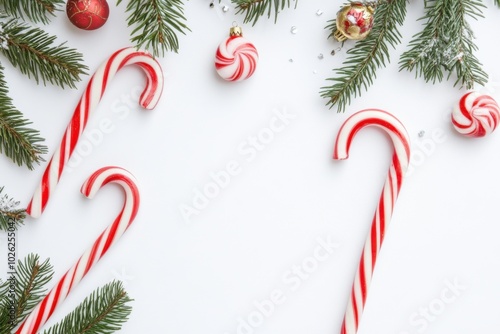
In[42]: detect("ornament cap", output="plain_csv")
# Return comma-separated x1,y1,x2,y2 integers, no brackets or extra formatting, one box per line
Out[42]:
334,29,347,42
230,26,243,37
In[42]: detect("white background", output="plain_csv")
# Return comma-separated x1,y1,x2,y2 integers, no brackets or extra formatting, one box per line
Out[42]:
1,1,500,333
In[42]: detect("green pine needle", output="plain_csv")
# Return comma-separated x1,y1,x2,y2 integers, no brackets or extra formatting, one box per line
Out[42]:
233,0,298,26
0,64,48,169
399,0,487,90
118,0,190,56
43,281,133,334
0,17,88,88
0,0,65,24
0,254,54,332
0,186,25,231
320,0,407,112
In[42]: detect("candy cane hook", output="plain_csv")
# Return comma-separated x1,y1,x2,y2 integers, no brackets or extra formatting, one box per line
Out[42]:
17,166,140,334
334,109,411,334
27,47,163,218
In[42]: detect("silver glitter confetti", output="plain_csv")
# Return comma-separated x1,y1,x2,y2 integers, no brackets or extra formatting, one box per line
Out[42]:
222,5,229,12
318,53,324,60
418,130,425,138
290,26,298,34
316,9,324,16
289,59,294,63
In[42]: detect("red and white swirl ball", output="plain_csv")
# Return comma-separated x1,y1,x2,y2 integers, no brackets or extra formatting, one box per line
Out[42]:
215,35,259,82
452,91,500,137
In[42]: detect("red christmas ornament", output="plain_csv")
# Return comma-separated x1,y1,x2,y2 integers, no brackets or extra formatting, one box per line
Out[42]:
66,0,109,30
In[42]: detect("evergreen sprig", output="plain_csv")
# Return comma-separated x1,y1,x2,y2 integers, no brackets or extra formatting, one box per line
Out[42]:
118,0,189,56
320,0,407,112
43,281,133,334
0,254,54,332
0,0,65,24
0,256,133,334
0,64,47,170
0,187,25,231
1,17,88,88
232,0,298,25
399,0,487,89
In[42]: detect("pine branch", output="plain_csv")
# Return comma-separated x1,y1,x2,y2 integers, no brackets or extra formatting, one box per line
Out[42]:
0,0,65,24
117,0,190,56
0,17,88,88
0,187,25,231
320,0,407,112
0,254,54,332
0,64,47,169
232,0,298,26
43,281,133,334
325,18,337,40
399,0,487,90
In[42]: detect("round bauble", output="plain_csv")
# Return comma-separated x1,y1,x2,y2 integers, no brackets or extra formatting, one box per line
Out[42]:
334,2,374,42
66,0,110,30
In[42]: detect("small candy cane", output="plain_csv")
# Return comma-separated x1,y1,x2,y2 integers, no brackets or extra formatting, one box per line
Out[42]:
334,109,411,334
27,47,163,218
17,166,140,334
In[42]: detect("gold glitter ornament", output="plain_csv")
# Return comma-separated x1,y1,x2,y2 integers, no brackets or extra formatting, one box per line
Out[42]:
334,3,375,42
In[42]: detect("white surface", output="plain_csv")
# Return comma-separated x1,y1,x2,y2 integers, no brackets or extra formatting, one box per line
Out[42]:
1,1,500,333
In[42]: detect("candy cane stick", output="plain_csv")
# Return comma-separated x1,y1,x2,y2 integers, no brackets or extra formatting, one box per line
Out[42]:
16,166,140,334
26,47,163,218
333,109,411,334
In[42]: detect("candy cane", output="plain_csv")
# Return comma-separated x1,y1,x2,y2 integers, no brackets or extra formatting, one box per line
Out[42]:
26,47,163,218
16,166,140,334
333,109,411,334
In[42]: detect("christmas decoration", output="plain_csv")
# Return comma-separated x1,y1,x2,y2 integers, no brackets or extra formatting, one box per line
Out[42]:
215,24,259,82
17,167,140,334
334,2,375,41
26,47,164,218
333,109,410,334
0,254,132,333
322,0,495,112
452,92,500,137
66,0,110,30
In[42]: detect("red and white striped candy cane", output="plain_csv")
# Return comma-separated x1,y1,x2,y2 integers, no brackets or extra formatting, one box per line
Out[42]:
17,166,140,334
333,109,411,334
26,47,163,218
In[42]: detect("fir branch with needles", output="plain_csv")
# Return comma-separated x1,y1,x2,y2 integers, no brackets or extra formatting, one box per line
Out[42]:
0,0,65,24
0,187,26,231
320,0,407,112
43,281,133,334
399,0,487,89
0,256,133,334
117,0,190,56
0,17,88,88
232,0,298,25
0,254,54,332
0,64,47,170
